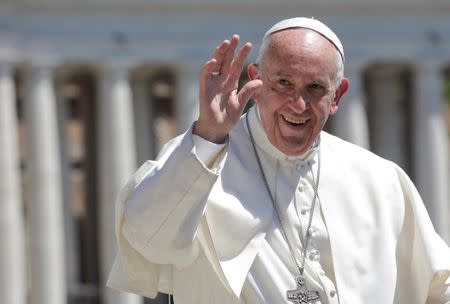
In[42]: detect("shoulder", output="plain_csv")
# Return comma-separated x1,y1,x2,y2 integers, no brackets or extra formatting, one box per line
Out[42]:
320,132,413,228
320,131,407,191
321,131,396,170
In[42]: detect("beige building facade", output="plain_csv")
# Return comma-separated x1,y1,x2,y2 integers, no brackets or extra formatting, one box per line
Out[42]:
0,1,449,303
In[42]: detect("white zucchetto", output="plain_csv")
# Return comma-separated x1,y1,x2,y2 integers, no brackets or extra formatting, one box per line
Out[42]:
264,17,345,62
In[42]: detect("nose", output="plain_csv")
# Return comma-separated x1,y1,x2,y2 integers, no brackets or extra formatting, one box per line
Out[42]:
289,92,308,112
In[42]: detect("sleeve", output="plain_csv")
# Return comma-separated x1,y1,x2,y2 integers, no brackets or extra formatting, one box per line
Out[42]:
192,133,227,167
394,165,450,304
107,126,228,296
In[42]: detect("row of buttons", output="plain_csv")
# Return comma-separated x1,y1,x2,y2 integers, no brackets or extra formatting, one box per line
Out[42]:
294,172,337,301
316,265,337,299
310,257,337,299
298,183,310,218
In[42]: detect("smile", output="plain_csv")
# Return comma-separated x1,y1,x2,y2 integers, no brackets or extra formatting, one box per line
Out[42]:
282,114,307,125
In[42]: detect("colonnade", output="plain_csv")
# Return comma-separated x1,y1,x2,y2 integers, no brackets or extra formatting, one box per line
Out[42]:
0,63,26,304
413,62,449,241
97,64,142,304
0,59,448,304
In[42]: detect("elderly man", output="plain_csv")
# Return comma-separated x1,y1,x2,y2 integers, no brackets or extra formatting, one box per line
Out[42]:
108,18,450,304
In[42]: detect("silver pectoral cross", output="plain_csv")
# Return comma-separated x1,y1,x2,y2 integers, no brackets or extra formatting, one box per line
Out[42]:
286,275,320,304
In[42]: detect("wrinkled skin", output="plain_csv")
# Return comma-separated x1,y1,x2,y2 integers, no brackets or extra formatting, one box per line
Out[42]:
248,28,349,156
194,28,348,156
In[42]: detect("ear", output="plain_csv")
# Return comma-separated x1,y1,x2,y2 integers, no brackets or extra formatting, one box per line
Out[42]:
247,63,260,80
330,77,349,115
247,63,261,102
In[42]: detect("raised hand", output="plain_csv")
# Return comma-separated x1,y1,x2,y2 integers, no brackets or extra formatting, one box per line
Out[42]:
194,35,262,143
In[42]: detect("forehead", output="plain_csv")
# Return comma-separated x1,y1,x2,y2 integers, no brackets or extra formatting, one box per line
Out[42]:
262,28,338,79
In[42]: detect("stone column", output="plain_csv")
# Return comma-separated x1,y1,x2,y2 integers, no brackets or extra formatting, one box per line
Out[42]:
333,62,370,149
367,65,410,170
0,63,26,304
133,72,154,164
414,62,450,243
54,76,81,290
97,63,142,304
175,63,200,133
23,64,67,304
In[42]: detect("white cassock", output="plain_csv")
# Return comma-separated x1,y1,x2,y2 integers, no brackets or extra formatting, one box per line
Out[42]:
108,105,450,304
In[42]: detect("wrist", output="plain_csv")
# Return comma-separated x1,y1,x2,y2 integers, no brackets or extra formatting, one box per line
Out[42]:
193,120,228,144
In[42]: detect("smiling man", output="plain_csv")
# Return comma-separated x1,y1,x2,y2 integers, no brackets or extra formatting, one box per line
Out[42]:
247,27,347,156
108,18,450,304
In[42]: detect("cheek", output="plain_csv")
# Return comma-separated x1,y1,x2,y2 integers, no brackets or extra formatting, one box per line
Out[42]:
258,97,283,133
318,96,335,113
258,90,278,113
311,103,331,122
265,91,288,111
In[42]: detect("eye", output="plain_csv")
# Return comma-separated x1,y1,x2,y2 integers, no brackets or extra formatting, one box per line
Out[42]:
277,79,291,86
309,83,324,90
272,78,293,93
307,82,329,96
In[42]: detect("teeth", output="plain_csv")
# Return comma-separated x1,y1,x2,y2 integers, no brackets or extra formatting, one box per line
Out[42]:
282,115,306,125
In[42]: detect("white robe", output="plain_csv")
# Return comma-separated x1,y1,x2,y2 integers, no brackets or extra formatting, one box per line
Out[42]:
108,106,450,303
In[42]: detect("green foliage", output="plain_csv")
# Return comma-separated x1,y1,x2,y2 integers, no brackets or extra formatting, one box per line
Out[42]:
445,81,450,105
238,66,255,113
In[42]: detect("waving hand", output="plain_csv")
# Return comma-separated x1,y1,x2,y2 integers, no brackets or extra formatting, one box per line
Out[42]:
193,35,262,143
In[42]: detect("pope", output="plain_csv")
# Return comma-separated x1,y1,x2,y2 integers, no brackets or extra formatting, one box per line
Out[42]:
108,17,450,304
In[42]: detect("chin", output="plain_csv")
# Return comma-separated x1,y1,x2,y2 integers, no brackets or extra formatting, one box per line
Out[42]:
269,129,312,156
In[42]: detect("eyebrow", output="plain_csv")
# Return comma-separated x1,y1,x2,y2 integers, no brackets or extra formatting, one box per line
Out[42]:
268,71,332,89
269,72,294,79
310,79,329,88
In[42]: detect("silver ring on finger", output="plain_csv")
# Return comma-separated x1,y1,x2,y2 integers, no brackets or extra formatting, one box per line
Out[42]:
210,71,221,78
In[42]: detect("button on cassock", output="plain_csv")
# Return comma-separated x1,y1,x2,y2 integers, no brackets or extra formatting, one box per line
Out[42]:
298,181,307,192
307,226,318,237
308,249,321,262
295,163,305,171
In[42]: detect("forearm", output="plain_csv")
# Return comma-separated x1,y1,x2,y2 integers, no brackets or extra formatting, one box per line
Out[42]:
122,129,226,267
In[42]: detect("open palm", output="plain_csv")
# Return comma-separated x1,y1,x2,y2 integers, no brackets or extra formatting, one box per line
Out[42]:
194,35,262,143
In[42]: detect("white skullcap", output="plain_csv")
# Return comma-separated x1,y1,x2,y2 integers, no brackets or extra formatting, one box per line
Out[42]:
264,17,345,62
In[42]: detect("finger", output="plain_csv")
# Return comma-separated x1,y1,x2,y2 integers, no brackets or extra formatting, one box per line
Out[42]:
235,79,263,111
211,39,231,71
200,59,217,90
200,58,218,79
221,35,240,75
212,39,230,59
224,42,252,90
199,59,219,100
231,42,252,76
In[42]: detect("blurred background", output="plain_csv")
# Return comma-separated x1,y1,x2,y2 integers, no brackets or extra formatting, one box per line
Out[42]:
0,0,449,303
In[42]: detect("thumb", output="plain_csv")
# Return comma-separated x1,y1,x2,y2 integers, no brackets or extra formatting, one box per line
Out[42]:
236,79,263,111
